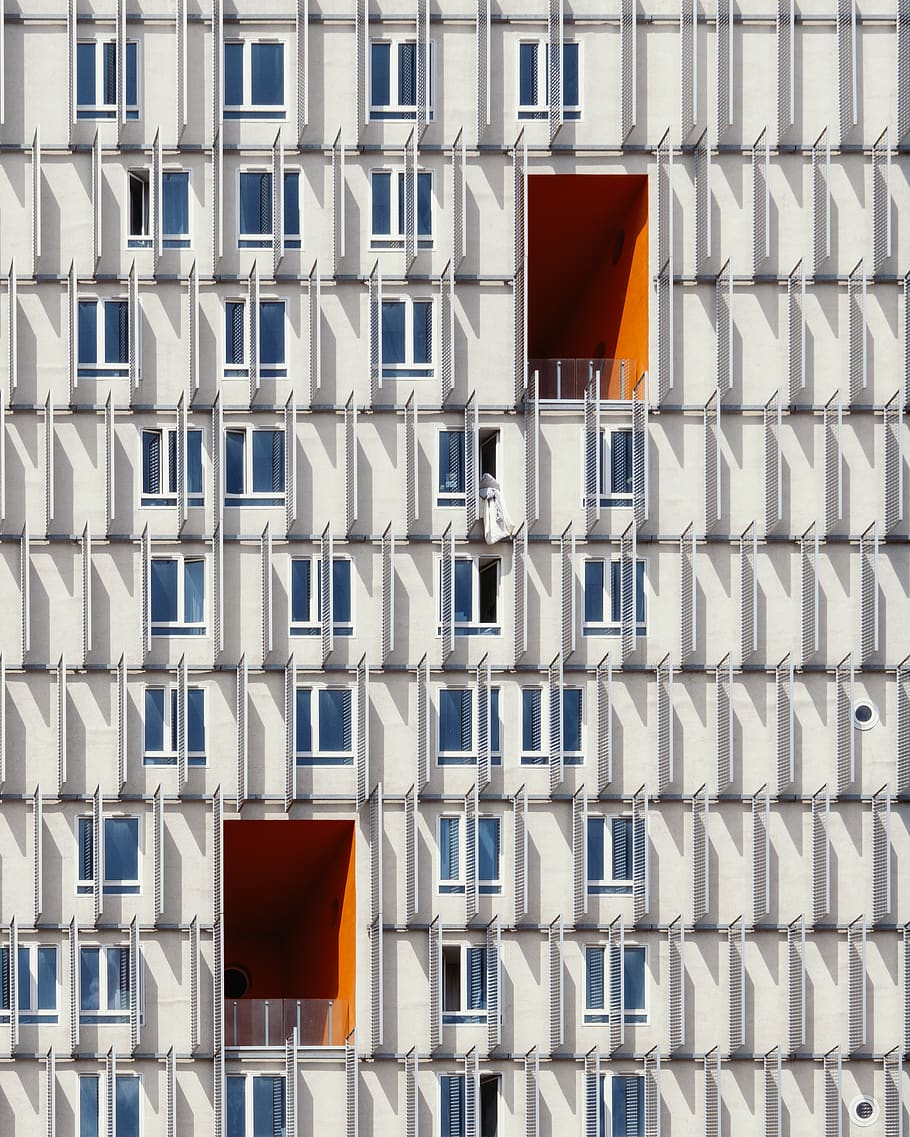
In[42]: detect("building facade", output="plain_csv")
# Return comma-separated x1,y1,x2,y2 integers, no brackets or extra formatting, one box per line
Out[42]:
0,0,908,1133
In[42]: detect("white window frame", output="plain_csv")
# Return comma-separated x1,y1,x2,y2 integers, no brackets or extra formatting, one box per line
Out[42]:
517,39,581,121
142,685,207,767
587,814,634,895
382,296,435,380
582,556,648,638
225,1073,286,1137
439,556,502,637
150,555,207,638
368,38,435,121
437,813,502,895
441,942,488,1023
601,1074,646,1137
520,684,584,764
223,426,286,506
437,686,474,764
436,427,466,507
0,944,59,1024
80,1073,143,1137
370,167,434,250
76,39,140,120
140,426,204,508
294,685,355,765
223,39,287,119
520,686,546,765
161,169,192,249
236,168,301,250
224,299,287,378
78,944,137,1025
582,426,635,509
584,942,648,1026
77,815,142,895
127,169,152,249
288,555,355,637
77,297,130,377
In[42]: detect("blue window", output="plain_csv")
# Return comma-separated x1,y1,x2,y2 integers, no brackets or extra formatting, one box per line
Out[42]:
162,172,190,247
518,41,580,120
78,300,129,377
441,1075,465,1137
0,945,58,1023
224,300,286,377
79,1075,139,1137
143,686,206,766
439,815,501,894
295,688,354,764
227,1075,286,1137
370,170,432,248
609,1075,644,1137
79,945,131,1023
141,428,203,507
583,559,646,636
522,685,583,763
437,430,465,505
558,686,583,758
224,42,285,118
442,945,486,1022
521,688,544,763
370,40,432,120
238,171,301,248
80,1076,100,1137
489,687,501,758
78,816,140,894
381,299,433,378
585,945,646,1024
224,429,285,505
439,689,472,761
127,171,151,247
290,558,353,636
150,557,206,636
76,40,139,119
442,558,500,636
587,816,634,894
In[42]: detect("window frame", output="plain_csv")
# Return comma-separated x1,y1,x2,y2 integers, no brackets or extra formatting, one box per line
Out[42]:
436,428,466,507
289,556,354,637
520,684,584,764
78,944,134,1025
223,39,287,120
224,298,287,379
587,814,634,894
584,942,648,1025
602,1073,645,1137
294,686,355,766
76,39,140,120
0,944,59,1024
77,815,142,895
438,1072,500,1137
223,426,286,507
441,942,488,1024
381,296,434,380
439,556,502,638
436,687,501,766
586,427,636,509
236,168,301,249
77,297,130,378
150,555,207,638
140,426,204,508
143,685,207,767
582,557,647,638
517,39,581,121
368,38,435,121
80,1073,142,1137
225,1073,287,1137
370,167,434,250
437,814,502,895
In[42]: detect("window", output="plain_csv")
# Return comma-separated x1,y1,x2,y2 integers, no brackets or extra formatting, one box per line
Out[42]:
238,171,301,248
141,428,203,508
440,558,501,637
602,1075,645,1137
442,944,487,1023
439,815,501,894
521,687,583,764
80,1074,141,1137
224,41,285,119
78,816,140,895
143,686,206,766
437,431,465,506
78,299,130,378
0,945,58,1024
150,557,206,637
79,945,132,1024
590,429,638,508
224,429,285,506
517,41,580,120
370,40,433,121
76,40,138,120
440,1074,500,1137
226,1075,286,1137
587,816,634,894
382,298,432,379
583,559,646,637
290,557,353,637
371,169,432,249
225,300,287,378
128,170,190,249
437,688,500,765
295,688,354,765
585,944,646,1024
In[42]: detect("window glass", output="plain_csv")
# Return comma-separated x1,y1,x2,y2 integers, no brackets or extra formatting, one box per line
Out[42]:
37,947,56,1010
77,43,96,106
440,817,459,881
440,689,470,752
563,42,579,105
251,43,283,105
381,302,405,364
478,817,499,881
585,561,604,624
438,431,465,495
259,302,285,365
490,688,501,754
417,172,432,236
106,947,129,1011
587,817,604,881
398,42,416,104
624,946,646,1012
332,560,352,623
586,946,604,1009
225,431,245,495
115,1077,140,1137
563,688,582,752
102,43,117,104
370,42,391,105
226,302,245,365
251,430,284,493
291,560,311,623
78,302,98,364
522,689,541,751
187,689,206,753
413,301,432,363
284,172,300,237
319,689,350,752
187,431,203,495
226,1077,245,1137
372,171,391,235
104,301,128,364
612,1076,643,1137
612,817,632,881
240,172,271,235
125,42,138,107
80,948,100,1011
611,431,633,495
80,1076,100,1137
466,946,486,1009
224,43,244,105
183,560,205,623
144,689,165,752
162,172,189,237
441,1075,464,1137
453,560,473,624
104,817,138,883
519,43,538,105
150,560,178,623
295,689,312,753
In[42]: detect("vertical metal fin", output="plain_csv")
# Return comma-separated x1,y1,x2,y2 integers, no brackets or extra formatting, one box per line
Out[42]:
787,261,806,402
837,0,858,140
548,0,563,144
440,524,454,665
441,264,455,405
776,655,794,792
787,915,806,1051
800,523,819,664
813,129,832,275
715,655,733,790
680,525,696,661
309,261,321,401
525,372,540,527
572,786,588,923
596,655,612,792
692,785,709,923
859,525,879,662
548,916,564,1051
812,785,831,924
514,785,528,922
872,130,892,273
704,392,720,531
632,785,650,923
752,128,770,275
428,916,441,1050
836,655,855,792
848,260,868,404
728,917,745,1050
548,655,564,794
381,526,395,664
898,660,910,794
884,393,904,533
357,657,370,809
824,394,843,532
668,917,685,1051
345,393,358,533
284,654,296,812
486,916,501,1053
823,1046,842,1137
405,392,419,533
777,0,794,139
657,655,674,791
405,784,417,923
679,0,697,141
416,656,429,790
715,260,733,397
321,523,334,664
847,916,867,1052
153,784,164,923
513,136,527,402
764,1047,782,1137
739,523,757,662
620,0,637,139
695,132,712,273
871,786,892,923
752,784,770,924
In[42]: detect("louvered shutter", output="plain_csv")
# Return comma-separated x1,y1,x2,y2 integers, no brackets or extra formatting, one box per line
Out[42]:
788,915,806,1051
609,916,624,1053
440,525,454,665
572,787,587,922
752,128,770,273
656,656,674,791
787,261,806,401
836,656,855,792
405,392,419,533
752,785,770,923
596,655,612,792
728,918,745,1050
764,1048,781,1137
872,787,891,923
416,656,429,790
704,393,720,533
512,136,527,402
716,655,733,790
776,656,794,791
692,786,709,923
667,918,685,1051
428,917,441,1050
513,785,528,922
620,0,636,137
486,916,500,1052
548,917,563,1050
715,261,732,397
694,132,711,271
464,784,478,924
632,786,649,923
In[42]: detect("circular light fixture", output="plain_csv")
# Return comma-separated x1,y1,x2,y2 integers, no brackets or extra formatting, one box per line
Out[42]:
849,1095,879,1127
853,700,879,731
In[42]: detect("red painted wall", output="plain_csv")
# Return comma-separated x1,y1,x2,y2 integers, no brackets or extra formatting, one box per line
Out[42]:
528,174,649,396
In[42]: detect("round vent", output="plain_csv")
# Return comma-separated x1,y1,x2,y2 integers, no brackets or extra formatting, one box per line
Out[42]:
849,1096,879,1127
224,966,250,998
853,700,879,731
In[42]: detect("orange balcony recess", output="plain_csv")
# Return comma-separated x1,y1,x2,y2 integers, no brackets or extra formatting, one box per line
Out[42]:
223,819,356,1048
527,174,649,400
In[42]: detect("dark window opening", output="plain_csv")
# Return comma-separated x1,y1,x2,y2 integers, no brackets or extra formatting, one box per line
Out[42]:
442,946,461,1012
479,430,498,480
478,559,498,625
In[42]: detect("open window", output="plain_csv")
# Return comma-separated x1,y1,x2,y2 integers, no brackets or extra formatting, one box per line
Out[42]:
440,1073,500,1137
479,430,499,480
441,944,486,1023
440,558,501,637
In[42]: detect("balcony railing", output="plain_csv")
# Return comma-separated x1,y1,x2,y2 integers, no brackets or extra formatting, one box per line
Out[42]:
224,998,348,1048
528,358,640,401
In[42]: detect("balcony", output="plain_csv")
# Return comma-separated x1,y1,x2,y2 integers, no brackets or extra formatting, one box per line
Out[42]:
225,998,349,1048
528,358,641,401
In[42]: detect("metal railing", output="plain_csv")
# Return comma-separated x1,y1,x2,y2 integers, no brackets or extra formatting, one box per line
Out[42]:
528,358,639,400
224,998,348,1047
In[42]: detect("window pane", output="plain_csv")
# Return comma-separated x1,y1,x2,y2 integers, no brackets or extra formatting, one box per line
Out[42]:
453,560,473,623
167,431,178,496
332,560,352,623
612,817,632,881
252,431,284,493
37,947,56,1010
440,817,459,881
104,817,138,883
586,946,605,1010
187,689,206,753
441,1075,464,1137
226,1077,245,1137
636,560,646,624
284,172,300,236
80,948,100,1011
17,947,29,1010
77,43,96,106
162,172,189,236
563,689,582,751
102,42,116,105
398,42,416,104
612,1076,643,1137
143,689,165,753
381,302,405,364
611,561,622,624
519,43,538,105
187,430,203,494
478,818,499,881
440,689,470,752
371,42,391,106
611,430,633,494
80,1076,100,1137
240,172,271,235
115,1077,140,1137
522,689,541,751
417,172,432,236
438,431,465,494
183,560,205,623
224,43,244,106
107,947,129,1010
490,687,500,754
259,302,285,365
585,561,604,623
253,1077,284,1137
225,430,245,495
318,689,351,752
295,689,312,753
251,43,284,105
78,818,94,882
226,302,245,365
624,946,646,1011
372,171,392,235
78,302,97,365
142,431,161,495
413,301,432,363
563,42,579,105
150,560,178,623
587,817,604,881
125,42,138,107
291,560,311,623
466,946,486,1009
104,301,128,364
